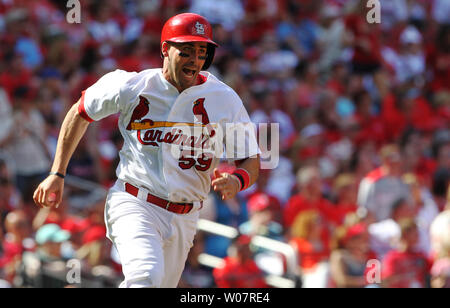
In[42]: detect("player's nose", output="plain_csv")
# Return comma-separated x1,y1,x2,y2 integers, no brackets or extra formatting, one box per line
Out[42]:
188,50,201,64
189,47,205,63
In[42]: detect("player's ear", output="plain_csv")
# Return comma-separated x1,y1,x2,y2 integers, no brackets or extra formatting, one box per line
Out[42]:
162,42,170,57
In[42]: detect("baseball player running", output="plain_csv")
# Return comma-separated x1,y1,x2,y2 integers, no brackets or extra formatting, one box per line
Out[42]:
33,13,260,288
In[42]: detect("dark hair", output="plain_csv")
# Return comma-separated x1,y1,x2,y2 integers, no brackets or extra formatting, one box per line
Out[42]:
432,168,449,198
399,128,420,150
436,24,450,53
13,86,31,99
352,90,370,108
294,61,308,79
80,46,99,72
0,177,10,186
252,89,269,102
431,130,450,158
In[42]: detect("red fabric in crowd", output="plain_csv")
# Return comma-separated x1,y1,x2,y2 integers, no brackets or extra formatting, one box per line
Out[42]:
333,203,358,226
0,240,23,268
290,234,330,270
82,225,107,245
426,45,450,92
382,250,432,288
283,194,337,227
381,93,439,140
213,257,269,288
344,14,382,66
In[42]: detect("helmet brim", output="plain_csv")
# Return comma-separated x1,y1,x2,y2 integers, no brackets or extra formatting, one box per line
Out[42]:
165,36,218,47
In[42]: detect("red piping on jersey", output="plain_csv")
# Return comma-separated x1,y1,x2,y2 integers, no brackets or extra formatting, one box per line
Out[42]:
78,91,94,123
197,74,207,85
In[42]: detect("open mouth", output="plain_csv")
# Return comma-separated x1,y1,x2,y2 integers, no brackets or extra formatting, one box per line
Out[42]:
182,68,196,78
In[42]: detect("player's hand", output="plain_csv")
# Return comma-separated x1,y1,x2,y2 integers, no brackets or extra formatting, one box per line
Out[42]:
212,168,240,200
33,175,64,209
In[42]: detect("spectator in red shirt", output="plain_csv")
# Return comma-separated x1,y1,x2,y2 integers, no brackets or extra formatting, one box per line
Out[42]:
382,219,432,288
0,50,32,102
283,166,336,229
426,24,450,93
344,2,382,74
289,210,330,287
381,89,438,142
241,0,278,44
352,90,385,146
213,235,269,288
325,62,349,96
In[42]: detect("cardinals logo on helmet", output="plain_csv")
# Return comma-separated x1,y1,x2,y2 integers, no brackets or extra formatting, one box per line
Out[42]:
194,22,205,35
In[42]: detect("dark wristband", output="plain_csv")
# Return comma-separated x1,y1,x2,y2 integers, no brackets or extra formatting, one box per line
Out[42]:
232,172,245,191
232,168,250,191
49,172,65,179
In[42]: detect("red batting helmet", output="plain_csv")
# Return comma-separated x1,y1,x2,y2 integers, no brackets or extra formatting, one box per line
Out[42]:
161,13,218,70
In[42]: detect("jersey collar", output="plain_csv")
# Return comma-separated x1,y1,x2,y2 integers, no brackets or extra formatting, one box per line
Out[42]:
158,69,209,94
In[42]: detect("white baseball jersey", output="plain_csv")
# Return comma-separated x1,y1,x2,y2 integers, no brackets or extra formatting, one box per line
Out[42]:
78,68,259,202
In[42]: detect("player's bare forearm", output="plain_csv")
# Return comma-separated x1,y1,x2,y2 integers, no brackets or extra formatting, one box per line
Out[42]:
51,100,90,174
33,100,90,208
212,155,260,200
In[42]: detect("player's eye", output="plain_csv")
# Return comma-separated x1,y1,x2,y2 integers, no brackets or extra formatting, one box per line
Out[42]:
179,45,207,59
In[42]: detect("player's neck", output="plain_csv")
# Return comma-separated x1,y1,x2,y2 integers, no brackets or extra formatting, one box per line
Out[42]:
161,67,203,93
162,67,182,92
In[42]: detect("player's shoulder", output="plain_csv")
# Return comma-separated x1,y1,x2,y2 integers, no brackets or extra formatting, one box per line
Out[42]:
87,69,137,91
100,68,139,83
118,68,161,97
204,72,239,96
84,69,139,99
121,68,160,87
202,72,244,108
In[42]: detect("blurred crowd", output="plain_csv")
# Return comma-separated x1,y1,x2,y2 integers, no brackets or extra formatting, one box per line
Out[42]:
0,0,449,288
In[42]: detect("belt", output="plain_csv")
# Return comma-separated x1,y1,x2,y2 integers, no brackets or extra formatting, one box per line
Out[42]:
124,182,194,214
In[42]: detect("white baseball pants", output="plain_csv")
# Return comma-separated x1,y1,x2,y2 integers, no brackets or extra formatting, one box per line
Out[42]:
104,180,200,288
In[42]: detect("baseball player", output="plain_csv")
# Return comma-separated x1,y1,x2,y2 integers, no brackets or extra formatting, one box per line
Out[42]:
33,13,260,288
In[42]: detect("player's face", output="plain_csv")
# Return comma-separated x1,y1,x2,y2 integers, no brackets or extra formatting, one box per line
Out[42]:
163,41,207,92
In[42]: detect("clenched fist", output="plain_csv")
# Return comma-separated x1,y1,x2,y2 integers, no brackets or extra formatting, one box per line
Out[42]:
33,175,64,208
